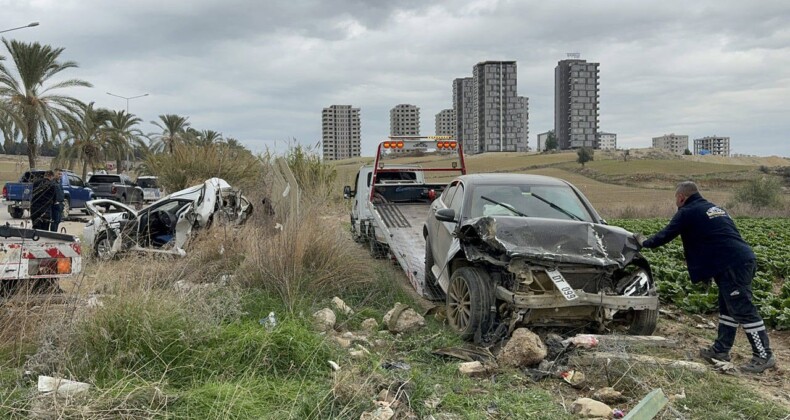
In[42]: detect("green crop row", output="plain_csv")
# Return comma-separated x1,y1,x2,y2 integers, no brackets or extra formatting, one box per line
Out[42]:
612,218,790,329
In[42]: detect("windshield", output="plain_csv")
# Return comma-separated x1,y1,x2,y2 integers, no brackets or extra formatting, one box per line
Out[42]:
469,184,593,222
89,175,121,183
137,178,159,188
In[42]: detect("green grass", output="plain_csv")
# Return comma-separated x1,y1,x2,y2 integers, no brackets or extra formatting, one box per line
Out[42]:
563,159,756,176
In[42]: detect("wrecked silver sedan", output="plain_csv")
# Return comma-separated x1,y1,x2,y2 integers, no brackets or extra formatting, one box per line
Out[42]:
424,174,657,342
84,178,252,259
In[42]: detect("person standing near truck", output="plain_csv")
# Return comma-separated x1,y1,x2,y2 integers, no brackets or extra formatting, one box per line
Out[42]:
636,181,775,373
30,171,55,230
50,169,65,232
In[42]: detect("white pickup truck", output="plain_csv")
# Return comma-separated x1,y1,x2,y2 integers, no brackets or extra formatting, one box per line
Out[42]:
343,137,466,299
0,224,82,292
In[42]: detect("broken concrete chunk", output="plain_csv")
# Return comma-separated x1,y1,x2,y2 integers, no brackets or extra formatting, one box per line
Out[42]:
570,398,613,418
497,328,547,367
383,303,425,334
458,361,489,377
38,376,90,397
313,308,336,332
561,370,586,389
361,318,379,332
593,387,626,404
329,335,352,349
332,296,354,315
359,401,394,420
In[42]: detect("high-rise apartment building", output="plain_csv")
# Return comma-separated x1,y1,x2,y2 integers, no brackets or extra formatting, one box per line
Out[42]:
555,58,599,149
473,61,528,153
597,132,617,150
453,77,476,152
321,105,360,161
536,131,551,152
694,136,730,156
435,109,455,137
390,104,420,136
652,133,688,155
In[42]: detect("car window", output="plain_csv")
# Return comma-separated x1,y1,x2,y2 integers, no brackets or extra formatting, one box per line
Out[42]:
89,175,121,183
68,175,84,187
449,183,464,214
440,183,458,207
469,184,592,222
137,178,159,189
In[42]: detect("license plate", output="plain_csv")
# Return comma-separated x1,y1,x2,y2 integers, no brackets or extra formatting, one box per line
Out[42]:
546,269,579,301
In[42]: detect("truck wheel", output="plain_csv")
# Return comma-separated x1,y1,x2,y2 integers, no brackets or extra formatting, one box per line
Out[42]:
446,266,494,342
424,236,445,300
9,207,24,219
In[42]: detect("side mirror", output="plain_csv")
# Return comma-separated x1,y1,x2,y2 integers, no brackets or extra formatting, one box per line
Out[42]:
435,208,456,223
343,185,354,199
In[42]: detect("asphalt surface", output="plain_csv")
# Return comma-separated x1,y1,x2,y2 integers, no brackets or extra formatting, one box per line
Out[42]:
0,201,89,237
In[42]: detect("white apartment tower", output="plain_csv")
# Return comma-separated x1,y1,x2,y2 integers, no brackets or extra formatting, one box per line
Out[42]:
390,104,420,136
597,132,617,150
694,136,730,156
435,109,455,137
321,105,360,161
652,133,689,155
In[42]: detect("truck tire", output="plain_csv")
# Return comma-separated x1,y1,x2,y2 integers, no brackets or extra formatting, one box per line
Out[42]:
9,206,24,219
424,236,445,300
446,266,494,342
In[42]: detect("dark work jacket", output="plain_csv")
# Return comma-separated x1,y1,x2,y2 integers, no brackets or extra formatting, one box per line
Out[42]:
31,178,55,221
642,193,755,282
53,179,65,204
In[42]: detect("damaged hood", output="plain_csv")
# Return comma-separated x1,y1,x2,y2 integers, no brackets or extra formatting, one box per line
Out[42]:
456,216,640,268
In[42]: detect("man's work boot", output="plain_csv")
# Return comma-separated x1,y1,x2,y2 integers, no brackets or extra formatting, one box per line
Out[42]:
699,346,731,363
741,355,776,373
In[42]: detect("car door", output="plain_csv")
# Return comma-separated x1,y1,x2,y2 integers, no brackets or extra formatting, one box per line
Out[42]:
433,181,464,270
67,174,91,207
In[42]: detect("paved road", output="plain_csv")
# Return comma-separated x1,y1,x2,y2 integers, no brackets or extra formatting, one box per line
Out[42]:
0,201,88,237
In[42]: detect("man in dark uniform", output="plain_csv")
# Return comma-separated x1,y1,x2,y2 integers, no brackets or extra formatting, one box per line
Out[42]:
50,169,65,232
30,171,55,230
636,181,775,373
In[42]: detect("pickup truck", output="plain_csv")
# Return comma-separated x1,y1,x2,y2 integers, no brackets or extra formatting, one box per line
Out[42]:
0,223,82,292
343,136,465,299
87,174,144,207
3,170,94,219
136,176,163,203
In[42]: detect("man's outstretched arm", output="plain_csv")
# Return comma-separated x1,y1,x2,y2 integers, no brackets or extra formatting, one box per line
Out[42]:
642,210,686,249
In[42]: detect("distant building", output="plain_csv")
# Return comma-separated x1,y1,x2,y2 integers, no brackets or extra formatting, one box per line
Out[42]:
694,136,730,156
321,105,360,161
598,132,617,150
536,131,551,152
472,61,528,153
555,58,599,149
390,104,420,136
453,77,476,152
652,133,688,155
435,109,455,137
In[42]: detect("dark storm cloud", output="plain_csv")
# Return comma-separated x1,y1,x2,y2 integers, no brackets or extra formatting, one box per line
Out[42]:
2,0,789,156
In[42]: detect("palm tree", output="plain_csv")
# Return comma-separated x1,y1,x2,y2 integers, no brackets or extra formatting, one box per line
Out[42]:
0,110,21,154
60,102,112,179
108,110,143,173
0,39,91,168
150,114,189,154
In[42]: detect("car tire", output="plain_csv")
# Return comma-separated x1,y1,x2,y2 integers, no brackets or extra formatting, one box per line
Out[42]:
628,308,658,335
9,207,24,219
446,266,494,342
424,235,445,300
94,231,117,261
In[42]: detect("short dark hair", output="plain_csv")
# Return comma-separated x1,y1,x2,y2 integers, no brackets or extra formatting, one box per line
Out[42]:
675,181,699,197
44,170,54,177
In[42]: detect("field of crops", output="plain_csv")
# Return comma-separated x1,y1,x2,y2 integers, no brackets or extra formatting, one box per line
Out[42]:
612,218,790,329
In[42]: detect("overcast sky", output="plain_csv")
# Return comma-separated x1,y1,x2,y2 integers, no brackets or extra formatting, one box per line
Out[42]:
3,0,789,157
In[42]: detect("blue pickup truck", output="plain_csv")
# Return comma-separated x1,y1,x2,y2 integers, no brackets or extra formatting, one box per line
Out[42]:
2,169,94,219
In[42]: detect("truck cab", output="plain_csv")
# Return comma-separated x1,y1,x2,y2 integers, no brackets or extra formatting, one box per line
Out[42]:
3,169,93,219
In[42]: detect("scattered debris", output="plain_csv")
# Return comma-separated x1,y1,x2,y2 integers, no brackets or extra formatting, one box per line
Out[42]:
458,361,495,377
578,334,678,348
259,312,277,331
570,352,707,373
562,334,599,349
621,388,668,419
383,303,425,334
693,314,716,329
328,361,341,371
561,370,586,389
359,401,394,420
361,318,379,332
313,308,336,332
570,397,613,418
593,387,627,404
613,408,625,418
332,296,355,315
37,376,90,397
381,361,411,371
712,358,737,374
544,333,568,360
669,389,686,402
433,346,495,363
497,328,547,367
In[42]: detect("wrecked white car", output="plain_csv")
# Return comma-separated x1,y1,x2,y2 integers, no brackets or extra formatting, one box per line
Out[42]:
84,178,253,259
424,174,658,343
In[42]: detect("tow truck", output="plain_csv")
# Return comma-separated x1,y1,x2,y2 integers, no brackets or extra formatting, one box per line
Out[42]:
0,224,82,293
343,137,465,299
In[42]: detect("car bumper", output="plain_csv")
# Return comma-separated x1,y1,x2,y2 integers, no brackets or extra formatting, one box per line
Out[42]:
496,286,659,311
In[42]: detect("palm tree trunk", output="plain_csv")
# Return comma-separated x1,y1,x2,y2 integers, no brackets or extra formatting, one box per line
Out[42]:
26,125,36,169
82,160,88,181
116,157,123,174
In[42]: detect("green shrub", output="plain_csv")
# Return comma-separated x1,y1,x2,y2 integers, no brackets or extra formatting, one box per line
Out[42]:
734,177,782,208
